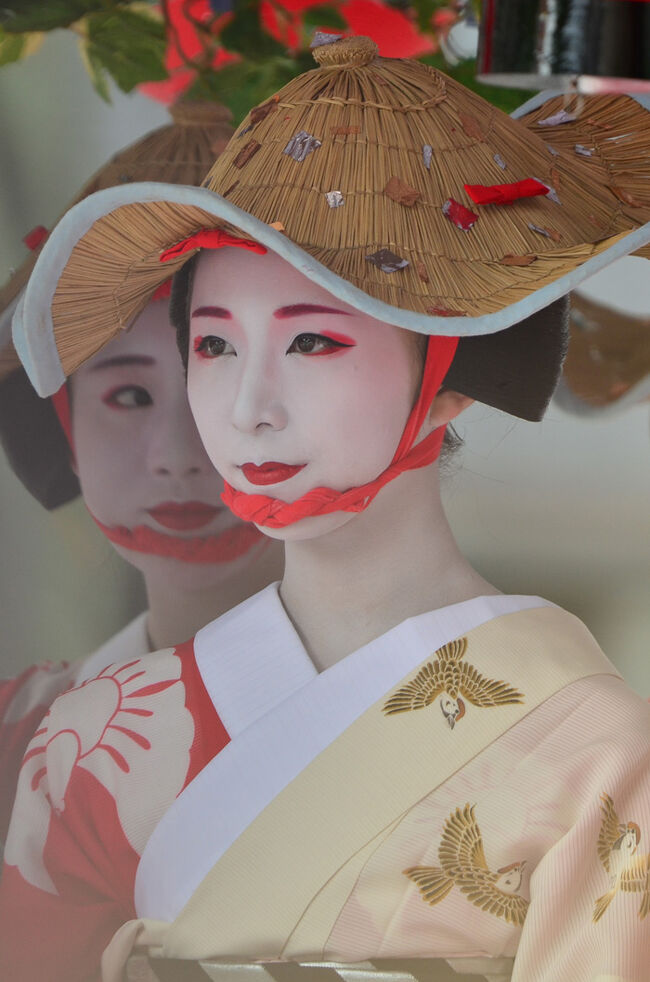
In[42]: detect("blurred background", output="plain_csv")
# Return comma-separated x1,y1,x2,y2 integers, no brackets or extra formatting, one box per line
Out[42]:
0,4,648,692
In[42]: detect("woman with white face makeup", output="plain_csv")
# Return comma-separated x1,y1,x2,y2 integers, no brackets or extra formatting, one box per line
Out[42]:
0,103,282,849
3,36,650,982
69,294,281,668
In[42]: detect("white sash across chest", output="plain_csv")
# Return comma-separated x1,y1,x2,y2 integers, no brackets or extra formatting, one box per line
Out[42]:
134,588,552,923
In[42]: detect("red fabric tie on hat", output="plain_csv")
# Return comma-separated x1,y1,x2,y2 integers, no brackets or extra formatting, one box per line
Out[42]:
464,178,549,206
158,227,459,529
160,229,268,262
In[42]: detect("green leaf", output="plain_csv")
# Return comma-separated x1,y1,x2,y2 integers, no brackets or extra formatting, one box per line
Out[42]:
85,7,167,93
301,6,347,35
0,0,105,33
0,25,25,64
78,36,111,102
220,1,286,59
407,0,444,34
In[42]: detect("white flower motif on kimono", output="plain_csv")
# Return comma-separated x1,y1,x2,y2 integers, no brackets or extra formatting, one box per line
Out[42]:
5,651,194,892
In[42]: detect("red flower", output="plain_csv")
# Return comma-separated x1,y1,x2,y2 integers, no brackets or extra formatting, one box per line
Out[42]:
140,0,234,104
262,0,432,57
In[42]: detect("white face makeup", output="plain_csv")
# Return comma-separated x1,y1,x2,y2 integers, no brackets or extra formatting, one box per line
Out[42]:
70,298,255,587
187,248,419,540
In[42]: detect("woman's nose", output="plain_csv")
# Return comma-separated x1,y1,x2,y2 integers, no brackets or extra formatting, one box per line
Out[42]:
147,397,211,478
230,357,288,434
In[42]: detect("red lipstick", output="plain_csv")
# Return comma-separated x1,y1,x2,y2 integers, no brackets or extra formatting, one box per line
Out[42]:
147,501,220,531
240,462,306,486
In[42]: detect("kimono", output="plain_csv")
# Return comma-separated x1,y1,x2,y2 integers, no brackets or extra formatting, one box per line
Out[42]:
0,612,148,850
0,585,648,982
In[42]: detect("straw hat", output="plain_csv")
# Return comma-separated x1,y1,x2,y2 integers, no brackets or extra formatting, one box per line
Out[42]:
553,292,650,416
14,36,650,416
0,101,233,509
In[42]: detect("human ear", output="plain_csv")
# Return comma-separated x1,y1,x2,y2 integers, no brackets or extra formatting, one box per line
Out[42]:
428,390,474,429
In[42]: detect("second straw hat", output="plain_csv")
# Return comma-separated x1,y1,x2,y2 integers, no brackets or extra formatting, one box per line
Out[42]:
0,101,233,509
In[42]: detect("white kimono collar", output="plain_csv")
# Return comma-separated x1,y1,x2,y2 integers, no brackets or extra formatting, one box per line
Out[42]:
135,590,552,922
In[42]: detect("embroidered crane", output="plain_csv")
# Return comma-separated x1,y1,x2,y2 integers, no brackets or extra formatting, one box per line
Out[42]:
404,803,529,926
593,792,650,923
382,637,524,728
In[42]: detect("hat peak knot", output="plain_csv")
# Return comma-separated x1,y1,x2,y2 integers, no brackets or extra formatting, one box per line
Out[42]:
312,35,379,69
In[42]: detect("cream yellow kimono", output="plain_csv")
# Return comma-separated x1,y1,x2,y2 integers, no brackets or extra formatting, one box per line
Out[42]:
94,588,650,982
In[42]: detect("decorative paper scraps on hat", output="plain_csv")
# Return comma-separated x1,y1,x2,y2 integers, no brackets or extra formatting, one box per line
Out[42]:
325,191,345,208
533,178,561,205
494,153,507,170
331,125,360,136
537,109,577,127
458,112,485,141
310,31,343,48
233,140,261,168
501,254,537,266
423,145,432,170
528,223,562,243
283,131,322,162
426,303,467,317
366,249,409,273
464,178,549,206
416,262,429,283
384,176,421,207
574,144,594,157
609,185,645,208
442,198,478,231
546,144,560,157
250,96,279,126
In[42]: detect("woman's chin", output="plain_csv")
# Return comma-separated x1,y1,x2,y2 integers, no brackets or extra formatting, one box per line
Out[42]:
255,509,357,542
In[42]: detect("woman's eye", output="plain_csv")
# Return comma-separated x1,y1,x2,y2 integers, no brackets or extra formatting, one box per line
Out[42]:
194,335,234,359
102,385,152,410
288,333,351,356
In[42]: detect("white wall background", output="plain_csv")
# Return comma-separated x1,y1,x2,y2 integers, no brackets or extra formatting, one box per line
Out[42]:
0,32,648,691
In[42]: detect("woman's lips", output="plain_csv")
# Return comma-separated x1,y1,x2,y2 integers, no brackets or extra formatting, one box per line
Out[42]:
240,461,306,486
147,501,221,531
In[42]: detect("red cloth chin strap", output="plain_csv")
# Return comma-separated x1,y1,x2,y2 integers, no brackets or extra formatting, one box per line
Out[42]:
51,384,74,449
222,334,459,529
156,226,460,530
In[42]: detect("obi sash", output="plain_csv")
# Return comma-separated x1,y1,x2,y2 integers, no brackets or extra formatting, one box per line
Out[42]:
127,957,516,982
104,589,618,981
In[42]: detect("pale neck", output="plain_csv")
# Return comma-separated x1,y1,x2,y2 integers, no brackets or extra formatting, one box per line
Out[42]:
280,463,499,672
145,541,284,650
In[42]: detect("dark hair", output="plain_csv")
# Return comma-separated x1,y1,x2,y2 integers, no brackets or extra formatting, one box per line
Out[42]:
0,369,80,509
170,254,199,373
170,253,569,424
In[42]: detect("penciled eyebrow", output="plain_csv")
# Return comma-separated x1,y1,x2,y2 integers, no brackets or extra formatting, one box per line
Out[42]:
191,306,232,319
90,355,155,371
274,304,351,319
191,303,350,320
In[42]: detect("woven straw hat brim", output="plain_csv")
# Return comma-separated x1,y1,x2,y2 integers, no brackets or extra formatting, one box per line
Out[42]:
15,177,650,398
14,52,650,397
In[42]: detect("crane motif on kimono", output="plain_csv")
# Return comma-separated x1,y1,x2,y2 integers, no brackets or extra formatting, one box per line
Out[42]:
593,792,650,923
382,637,524,729
404,803,529,926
